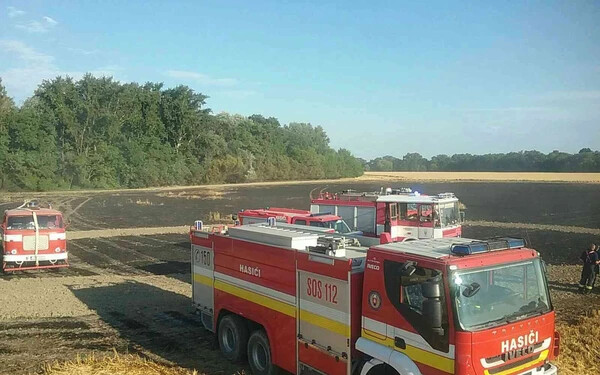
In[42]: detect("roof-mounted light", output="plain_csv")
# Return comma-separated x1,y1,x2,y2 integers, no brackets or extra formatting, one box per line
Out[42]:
451,237,526,256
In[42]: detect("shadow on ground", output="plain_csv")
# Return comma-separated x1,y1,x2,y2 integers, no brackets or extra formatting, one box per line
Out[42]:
69,280,244,374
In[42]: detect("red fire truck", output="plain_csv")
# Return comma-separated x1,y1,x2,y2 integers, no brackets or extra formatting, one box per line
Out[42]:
310,188,464,242
191,223,558,375
238,207,352,234
1,201,68,272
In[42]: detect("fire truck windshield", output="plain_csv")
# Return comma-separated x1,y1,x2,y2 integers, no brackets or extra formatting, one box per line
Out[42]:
437,202,460,228
7,215,64,230
451,259,551,331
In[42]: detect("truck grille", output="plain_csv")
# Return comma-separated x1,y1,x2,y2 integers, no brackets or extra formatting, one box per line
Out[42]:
487,352,542,374
23,235,49,251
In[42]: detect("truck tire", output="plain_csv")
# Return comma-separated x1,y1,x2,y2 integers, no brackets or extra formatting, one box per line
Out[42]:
247,330,280,375
218,314,248,363
367,364,399,375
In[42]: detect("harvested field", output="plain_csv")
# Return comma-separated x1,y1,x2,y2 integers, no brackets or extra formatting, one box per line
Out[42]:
43,353,199,375
1,177,600,374
363,171,600,183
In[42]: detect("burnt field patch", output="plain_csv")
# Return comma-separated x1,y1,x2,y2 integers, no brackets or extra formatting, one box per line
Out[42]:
463,226,599,265
67,234,191,278
3,180,599,230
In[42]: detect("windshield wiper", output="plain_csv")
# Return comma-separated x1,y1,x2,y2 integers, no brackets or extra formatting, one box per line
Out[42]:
468,303,548,329
503,304,548,323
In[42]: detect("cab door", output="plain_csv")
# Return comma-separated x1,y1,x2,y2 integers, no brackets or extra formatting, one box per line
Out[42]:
418,204,434,238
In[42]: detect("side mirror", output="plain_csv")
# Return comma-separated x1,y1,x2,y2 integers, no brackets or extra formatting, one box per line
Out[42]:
462,282,481,298
423,299,444,336
232,214,238,221
400,261,416,276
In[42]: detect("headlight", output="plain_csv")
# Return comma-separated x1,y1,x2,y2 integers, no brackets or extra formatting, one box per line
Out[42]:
55,247,61,253
11,249,17,255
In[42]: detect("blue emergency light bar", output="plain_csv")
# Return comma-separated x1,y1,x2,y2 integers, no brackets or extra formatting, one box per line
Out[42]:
451,237,526,256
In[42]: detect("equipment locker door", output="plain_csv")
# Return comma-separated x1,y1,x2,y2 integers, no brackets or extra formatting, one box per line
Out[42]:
296,253,351,375
191,237,215,331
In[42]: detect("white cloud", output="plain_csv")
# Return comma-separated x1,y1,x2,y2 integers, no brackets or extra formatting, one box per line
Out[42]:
0,39,54,65
7,6,25,18
0,40,120,102
43,16,58,26
15,16,58,33
16,21,47,33
165,70,237,86
67,47,99,55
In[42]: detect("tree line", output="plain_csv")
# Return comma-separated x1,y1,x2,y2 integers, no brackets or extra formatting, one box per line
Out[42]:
365,150,600,172
0,75,364,191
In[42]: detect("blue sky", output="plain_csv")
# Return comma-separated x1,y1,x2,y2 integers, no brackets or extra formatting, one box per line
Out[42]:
1,1,599,159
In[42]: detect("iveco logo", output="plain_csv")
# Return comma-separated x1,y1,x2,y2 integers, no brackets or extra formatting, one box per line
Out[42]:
501,330,539,361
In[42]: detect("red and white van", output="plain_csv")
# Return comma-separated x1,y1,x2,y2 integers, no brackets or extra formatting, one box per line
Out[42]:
1,202,68,272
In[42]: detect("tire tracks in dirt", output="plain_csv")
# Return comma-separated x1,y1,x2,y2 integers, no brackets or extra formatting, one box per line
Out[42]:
69,226,191,240
68,241,147,276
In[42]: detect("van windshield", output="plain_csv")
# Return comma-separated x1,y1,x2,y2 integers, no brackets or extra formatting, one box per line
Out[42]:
310,219,352,233
451,259,551,331
7,215,64,230
437,202,460,228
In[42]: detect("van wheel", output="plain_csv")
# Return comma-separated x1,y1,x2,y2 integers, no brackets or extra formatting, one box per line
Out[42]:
218,314,248,363
247,330,280,375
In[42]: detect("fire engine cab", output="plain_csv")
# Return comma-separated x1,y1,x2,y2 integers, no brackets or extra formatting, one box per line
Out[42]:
1,201,68,272
238,207,352,234
310,188,464,241
190,223,558,375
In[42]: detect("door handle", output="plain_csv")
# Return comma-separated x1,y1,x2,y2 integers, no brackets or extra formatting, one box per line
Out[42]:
394,337,406,350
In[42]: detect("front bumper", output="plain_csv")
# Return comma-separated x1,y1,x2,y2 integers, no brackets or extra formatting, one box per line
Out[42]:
3,252,68,262
519,363,558,375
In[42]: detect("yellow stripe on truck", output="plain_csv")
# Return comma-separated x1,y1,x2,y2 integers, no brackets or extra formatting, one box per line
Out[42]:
213,279,296,318
361,329,455,374
483,350,548,375
193,273,213,287
299,309,350,337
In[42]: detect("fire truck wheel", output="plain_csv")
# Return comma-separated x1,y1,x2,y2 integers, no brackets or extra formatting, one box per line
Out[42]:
367,364,398,375
218,314,249,363
247,330,279,375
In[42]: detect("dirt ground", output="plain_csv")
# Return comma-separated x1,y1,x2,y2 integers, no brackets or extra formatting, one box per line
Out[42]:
0,229,597,374
0,234,245,375
1,178,600,374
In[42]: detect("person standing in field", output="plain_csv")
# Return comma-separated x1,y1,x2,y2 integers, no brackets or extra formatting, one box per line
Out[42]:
578,243,599,294
594,244,600,291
